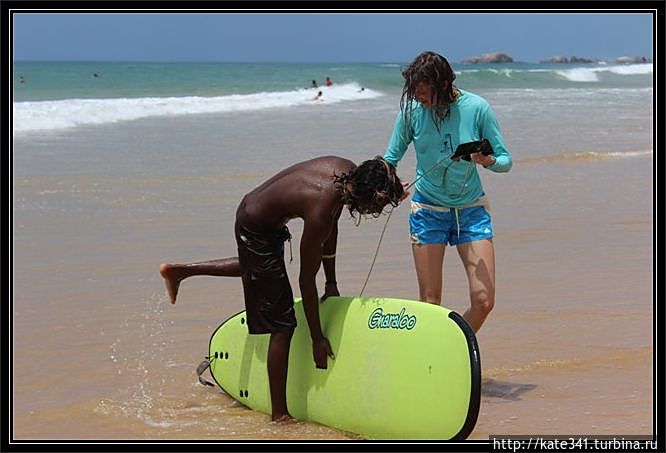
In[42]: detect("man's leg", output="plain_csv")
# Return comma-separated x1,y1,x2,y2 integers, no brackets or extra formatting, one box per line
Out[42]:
267,327,295,422
159,258,241,304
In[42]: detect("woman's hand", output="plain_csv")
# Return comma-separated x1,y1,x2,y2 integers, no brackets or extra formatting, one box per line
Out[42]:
471,153,496,168
399,182,411,202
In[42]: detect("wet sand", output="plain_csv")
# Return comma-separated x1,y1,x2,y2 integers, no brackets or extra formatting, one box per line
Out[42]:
11,101,654,443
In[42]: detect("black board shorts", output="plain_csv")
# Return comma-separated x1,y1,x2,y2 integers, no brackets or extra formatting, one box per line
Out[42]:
235,221,297,334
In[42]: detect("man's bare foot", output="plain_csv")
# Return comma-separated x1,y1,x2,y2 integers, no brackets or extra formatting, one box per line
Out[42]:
159,263,181,304
271,413,297,423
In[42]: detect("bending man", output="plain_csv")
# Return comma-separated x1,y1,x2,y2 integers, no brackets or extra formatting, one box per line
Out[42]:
160,155,404,422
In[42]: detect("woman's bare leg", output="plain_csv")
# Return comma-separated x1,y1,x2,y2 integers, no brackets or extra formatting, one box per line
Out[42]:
411,243,446,305
456,238,495,333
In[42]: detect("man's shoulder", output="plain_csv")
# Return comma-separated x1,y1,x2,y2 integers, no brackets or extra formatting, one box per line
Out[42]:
314,155,356,171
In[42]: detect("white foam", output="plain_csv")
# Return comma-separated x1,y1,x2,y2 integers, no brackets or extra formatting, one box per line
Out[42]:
555,68,601,82
485,68,515,78
13,82,382,135
457,63,652,83
603,63,653,75
556,63,652,82
580,150,653,159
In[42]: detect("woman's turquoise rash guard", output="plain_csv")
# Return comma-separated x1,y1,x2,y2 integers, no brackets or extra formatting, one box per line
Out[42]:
383,89,512,208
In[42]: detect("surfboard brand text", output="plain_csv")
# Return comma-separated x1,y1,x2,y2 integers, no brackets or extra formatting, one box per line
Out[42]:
368,307,417,330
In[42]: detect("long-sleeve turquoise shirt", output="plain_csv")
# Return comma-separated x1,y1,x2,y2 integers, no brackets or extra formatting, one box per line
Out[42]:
383,89,512,207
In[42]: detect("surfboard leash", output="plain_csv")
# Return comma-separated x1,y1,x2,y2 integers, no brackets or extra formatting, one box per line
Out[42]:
196,357,215,387
358,157,454,297
359,207,395,296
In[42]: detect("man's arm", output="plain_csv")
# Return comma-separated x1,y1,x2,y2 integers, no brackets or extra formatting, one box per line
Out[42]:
320,221,339,300
299,216,335,369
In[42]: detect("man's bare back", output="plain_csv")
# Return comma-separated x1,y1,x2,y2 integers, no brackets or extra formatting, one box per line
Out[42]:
237,156,356,229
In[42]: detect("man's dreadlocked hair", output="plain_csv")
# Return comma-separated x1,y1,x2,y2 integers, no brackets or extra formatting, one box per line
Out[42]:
400,51,457,131
334,156,404,220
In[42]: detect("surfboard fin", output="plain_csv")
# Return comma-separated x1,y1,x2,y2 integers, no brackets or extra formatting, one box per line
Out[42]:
196,357,215,387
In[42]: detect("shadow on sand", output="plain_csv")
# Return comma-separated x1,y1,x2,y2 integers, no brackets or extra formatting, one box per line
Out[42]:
482,378,537,401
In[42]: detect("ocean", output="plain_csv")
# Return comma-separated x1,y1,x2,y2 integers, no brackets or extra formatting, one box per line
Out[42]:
11,60,654,443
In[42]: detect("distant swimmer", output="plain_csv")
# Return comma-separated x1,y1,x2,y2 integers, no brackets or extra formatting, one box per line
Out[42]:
311,80,318,88
325,76,333,86
310,90,323,101
19,75,25,84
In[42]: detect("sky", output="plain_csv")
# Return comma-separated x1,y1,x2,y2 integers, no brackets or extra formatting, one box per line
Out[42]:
11,10,655,64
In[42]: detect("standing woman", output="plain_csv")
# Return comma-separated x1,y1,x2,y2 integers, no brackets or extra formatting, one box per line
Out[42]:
383,51,512,333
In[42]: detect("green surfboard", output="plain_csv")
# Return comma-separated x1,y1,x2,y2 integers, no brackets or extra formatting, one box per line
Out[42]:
204,296,480,440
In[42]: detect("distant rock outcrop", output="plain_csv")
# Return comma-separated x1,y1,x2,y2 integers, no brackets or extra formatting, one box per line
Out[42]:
615,56,652,64
569,56,602,64
540,55,601,64
540,55,569,64
461,52,514,64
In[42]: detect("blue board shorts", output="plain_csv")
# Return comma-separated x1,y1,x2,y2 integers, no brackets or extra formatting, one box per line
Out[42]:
409,192,494,246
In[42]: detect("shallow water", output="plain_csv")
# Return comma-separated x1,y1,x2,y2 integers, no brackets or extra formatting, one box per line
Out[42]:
11,63,654,444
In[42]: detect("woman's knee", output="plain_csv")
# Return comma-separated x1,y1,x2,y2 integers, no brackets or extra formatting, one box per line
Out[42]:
472,295,494,315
